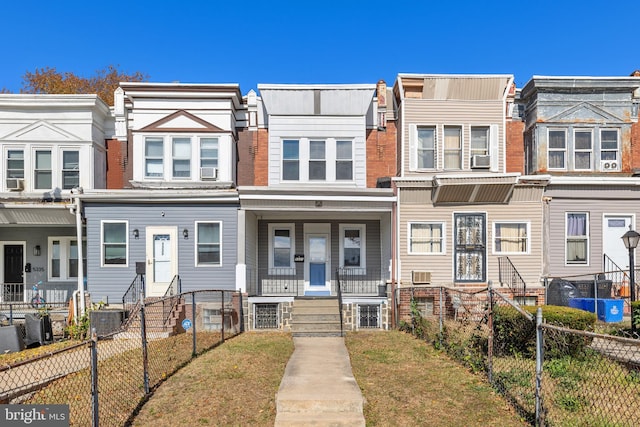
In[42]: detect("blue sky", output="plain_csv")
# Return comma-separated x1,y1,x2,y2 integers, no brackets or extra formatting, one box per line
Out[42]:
2,1,639,96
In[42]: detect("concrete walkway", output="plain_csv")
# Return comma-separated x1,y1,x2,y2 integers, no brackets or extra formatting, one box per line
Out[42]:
275,337,365,426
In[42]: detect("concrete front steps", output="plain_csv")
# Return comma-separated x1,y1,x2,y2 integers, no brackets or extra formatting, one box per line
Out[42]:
291,297,342,337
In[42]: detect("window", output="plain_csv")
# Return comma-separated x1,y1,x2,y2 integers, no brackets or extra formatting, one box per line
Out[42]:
600,129,619,162
566,213,588,264
282,140,299,181
548,129,566,169
34,150,52,189
49,237,86,280
172,137,191,178
417,127,436,169
62,151,80,189
358,304,380,328
102,221,127,266
336,140,353,180
7,150,24,179
444,126,461,169
269,224,295,272
494,222,529,254
196,222,221,266
574,130,592,170
409,222,444,254
470,126,489,157
145,138,164,178
200,138,218,169
340,225,366,269
309,140,326,180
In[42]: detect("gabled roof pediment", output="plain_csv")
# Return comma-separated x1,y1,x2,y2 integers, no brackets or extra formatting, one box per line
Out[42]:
546,102,625,124
139,110,225,133
0,120,82,141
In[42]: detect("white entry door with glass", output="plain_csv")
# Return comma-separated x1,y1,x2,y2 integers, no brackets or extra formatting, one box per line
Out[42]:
146,226,177,297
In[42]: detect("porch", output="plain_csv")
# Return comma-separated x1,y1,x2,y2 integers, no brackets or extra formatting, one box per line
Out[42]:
246,268,388,297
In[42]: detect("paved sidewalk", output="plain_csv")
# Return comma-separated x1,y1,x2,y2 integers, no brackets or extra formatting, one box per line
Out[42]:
275,337,365,426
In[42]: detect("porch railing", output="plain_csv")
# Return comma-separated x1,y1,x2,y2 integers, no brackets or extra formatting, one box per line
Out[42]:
246,268,302,296
1,283,25,303
162,275,182,326
335,269,344,337
497,256,527,297
122,274,145,323
337,268,386,296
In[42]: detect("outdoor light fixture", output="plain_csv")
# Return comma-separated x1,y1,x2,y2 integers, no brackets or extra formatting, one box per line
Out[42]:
133,229,139,239
183,228,189,239
621,227,640,334
33,245,41,256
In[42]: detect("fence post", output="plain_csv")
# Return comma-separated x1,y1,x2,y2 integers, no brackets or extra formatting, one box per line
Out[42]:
90,328,99,427
221,290,226,343
535,307,543,426
439,287,444,346
487,280,493,384
192,292,197,357
140,292,149,395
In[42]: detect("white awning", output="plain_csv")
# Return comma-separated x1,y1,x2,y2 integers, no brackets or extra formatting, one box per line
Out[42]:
0,206,75,225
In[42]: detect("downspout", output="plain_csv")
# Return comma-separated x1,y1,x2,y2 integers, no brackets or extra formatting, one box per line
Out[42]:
391,187,397,328
74,196,85,321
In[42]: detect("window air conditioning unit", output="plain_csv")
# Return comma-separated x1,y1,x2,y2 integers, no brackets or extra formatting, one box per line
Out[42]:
412,271,432,285
200,167,218,180
471,155,491,169
600,160,619,172
6,178,24,191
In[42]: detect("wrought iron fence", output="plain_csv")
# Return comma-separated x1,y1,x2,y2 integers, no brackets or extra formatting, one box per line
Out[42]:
400,284,640,426
246,267,302,296
337,268,386,295
0,289,243,426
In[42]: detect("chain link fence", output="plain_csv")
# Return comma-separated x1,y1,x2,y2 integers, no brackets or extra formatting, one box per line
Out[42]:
0,289,242,426
399,285,640,426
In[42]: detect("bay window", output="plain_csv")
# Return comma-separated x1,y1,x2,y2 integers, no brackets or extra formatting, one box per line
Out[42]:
34,150,52,189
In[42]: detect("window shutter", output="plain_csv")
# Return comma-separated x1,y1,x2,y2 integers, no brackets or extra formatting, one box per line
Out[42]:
409,124,418,171
490,124,499,172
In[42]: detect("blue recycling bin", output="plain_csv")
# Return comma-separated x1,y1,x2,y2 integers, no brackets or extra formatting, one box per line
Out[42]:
596,299,624,323
568,298,583,310
582,298,596,313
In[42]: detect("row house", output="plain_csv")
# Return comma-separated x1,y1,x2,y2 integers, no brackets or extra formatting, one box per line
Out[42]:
0,94,110,305
392,74,549,318
238,82,397,331
519,75,640,300
79,83,244,304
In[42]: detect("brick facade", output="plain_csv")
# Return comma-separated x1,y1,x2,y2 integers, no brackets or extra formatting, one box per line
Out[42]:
253,128,269,186
366,121,398,187
237,129,255,187
105,139,125,189
505,120,525,174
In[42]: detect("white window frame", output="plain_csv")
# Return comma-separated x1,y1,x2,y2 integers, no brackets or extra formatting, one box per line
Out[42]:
268,223,296,274
34,149,53,190
101,220,129,267
200,137,219,169
339,224,366,270
408,222,446,255
600,128,619,162
172,137,191,179
281,138,356,183
565,212,589,265
492,221,530,255
443,125,462,170
61,149,80,189
573,129,593,171
144,137,164,179
470,126,490,157
6,148,25,180
335,140,353,180
309,140,326,181
548,129,567,170
48,237,86,281
195,221,222,267
417,126,436,170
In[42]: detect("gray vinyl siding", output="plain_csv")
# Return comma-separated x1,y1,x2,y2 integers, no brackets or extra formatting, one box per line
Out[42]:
401,99,505,175
398,187,544,288
546,185,640,278
84,203,238,302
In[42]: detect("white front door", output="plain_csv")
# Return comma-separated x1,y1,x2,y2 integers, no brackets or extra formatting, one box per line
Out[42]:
304,224,331,296
603,215,634,270
146,226,177,297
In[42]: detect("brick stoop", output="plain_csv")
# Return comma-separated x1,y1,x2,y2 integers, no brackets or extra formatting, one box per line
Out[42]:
291,297,342,337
